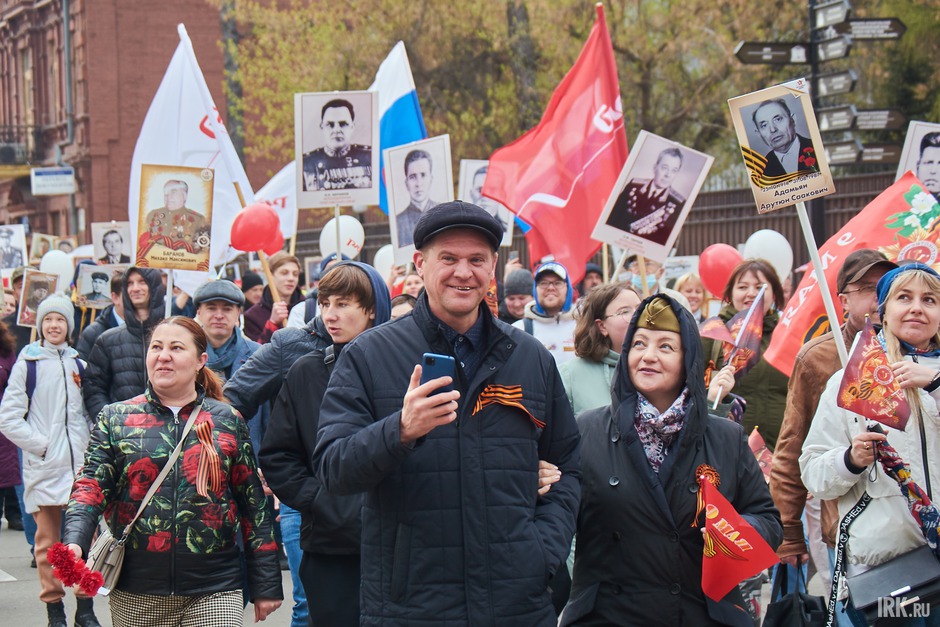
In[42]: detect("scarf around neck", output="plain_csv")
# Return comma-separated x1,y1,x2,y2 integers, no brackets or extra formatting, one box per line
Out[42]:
634,388,689,473
206,331,241,379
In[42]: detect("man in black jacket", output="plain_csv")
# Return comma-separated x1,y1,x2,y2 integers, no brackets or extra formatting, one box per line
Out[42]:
313,202,581,626
82,267,164,420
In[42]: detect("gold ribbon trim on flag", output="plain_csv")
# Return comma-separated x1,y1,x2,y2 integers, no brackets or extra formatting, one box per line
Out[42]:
692,464,720,528
472,384,545,428
194,421,223,497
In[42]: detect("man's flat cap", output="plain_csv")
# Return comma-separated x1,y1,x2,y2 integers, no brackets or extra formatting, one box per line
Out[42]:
193,279,245,307
412,201,504,251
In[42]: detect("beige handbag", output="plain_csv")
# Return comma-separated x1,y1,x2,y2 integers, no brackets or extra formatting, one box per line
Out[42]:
87,401,203,594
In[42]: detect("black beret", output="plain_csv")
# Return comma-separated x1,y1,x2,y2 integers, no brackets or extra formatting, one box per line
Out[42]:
412,200,504,251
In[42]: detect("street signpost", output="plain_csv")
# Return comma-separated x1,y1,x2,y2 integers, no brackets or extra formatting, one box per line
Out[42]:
832,18,906,40
734,41,809,65
814,0,851,29
855,109,907,131
818,105,857,132
860,144,902,164
30,166,76,195
816,35,852,62
817,70,857,97
825,139,863,165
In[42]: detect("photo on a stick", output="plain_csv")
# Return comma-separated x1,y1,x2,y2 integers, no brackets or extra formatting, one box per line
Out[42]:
728,77,835,213
592,131,713,264
91,222,132,264
29,233,55,263
897,120,940,201
458,159,514,247
385,135,454,264
294,91,379,209
0,224,28,272
76,264,126,309
136,164,214,271
17,269,58,328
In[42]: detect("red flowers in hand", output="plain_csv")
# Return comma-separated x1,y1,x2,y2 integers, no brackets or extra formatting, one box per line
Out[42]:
48,543,104,597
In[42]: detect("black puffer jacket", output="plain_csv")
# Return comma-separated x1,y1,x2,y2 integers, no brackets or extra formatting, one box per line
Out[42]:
561,294,781,627
82,268,164,420
314,295,581,626
222,316,331,421
75,305,120,361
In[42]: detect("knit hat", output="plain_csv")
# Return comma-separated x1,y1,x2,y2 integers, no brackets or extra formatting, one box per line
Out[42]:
504,269,534,297
240,271,263,293
876,262,940,316
37,294,75,339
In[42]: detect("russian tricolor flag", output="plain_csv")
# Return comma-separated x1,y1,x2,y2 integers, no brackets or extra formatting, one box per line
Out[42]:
369,41,428,214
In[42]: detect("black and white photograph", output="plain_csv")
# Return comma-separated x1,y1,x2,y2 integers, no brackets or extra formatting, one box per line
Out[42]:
91,221,132,264
75,263,125,309
17,269,58,328
897,120,940,201
729,78,835,213
55,236,77,254
385,135,454,264
29,233,55,263
0,224,27,272
592,131,713,264
459,159,514,247
295,90,379,208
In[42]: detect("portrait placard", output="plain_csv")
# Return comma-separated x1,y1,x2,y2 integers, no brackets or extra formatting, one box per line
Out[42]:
295,90,379,209
458,159,514,247
729,78,835,213
17,269,59,328
75,264,126,309
592,131,713,264
0,224,28,271
662,255,700,283
136,164,214,271
54,236,77,254
385,135,455,264
304,256,322,287
29,233,55,262
91,222,132,264
897,120,940,200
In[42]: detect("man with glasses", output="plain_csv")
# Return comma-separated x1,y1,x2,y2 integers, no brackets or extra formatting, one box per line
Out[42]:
302,98,372,191
513,261,577,365
770,249,896,623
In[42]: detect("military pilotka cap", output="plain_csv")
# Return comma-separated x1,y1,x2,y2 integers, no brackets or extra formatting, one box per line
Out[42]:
412,201,504,251
193,279,245,307
836,249,897,293
636,297,681,334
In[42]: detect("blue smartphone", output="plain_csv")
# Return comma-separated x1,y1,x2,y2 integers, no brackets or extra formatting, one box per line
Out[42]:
420,353,455,394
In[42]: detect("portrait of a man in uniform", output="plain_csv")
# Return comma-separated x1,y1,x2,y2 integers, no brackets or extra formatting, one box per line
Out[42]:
142,179,211,253
605,147,686,246
0,226,25,270
752,98,818,180
395,149,439,247
302,98,372,192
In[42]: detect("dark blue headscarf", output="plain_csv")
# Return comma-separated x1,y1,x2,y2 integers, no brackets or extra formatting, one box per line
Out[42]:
876,262,940,317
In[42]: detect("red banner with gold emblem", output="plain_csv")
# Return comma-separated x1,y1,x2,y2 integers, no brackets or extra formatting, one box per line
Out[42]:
765,172,940,376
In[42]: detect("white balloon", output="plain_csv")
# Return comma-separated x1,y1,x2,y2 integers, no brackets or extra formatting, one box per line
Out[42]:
319,215,366,259
743,230,793,282
372,245,395,282
39,250,75,293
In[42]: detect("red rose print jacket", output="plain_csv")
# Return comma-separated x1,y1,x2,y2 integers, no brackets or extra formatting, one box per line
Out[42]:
63,386,283,602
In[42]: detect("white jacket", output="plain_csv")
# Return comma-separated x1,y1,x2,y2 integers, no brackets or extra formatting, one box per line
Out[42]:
800,356,940,570
0,342,89,512
513,301,577,365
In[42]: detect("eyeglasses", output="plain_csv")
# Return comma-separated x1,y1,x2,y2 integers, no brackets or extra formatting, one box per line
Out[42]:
841,285,877,295
537,280,566,290
603,308,635,321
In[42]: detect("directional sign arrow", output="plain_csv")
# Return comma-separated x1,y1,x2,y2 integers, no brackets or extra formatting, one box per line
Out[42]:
817,35,852,62
832,18,906,40
818,105,857,132
825,139,863,166
855,109,907,131
860,144,902,164
734,41,810,65
814,0,852,30
817,69,857,97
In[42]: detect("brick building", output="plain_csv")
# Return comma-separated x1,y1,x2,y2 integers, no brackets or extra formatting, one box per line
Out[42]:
0,0,227,243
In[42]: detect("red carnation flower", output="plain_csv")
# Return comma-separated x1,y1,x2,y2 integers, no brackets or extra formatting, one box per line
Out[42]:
804,157,816,167
127,458,159,501
147,531,172,552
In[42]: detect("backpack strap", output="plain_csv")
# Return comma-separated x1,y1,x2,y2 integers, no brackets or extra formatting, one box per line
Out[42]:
304,297,317,324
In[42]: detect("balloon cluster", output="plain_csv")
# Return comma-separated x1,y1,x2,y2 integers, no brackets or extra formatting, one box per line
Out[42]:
230,203,284,256
698,230,794,297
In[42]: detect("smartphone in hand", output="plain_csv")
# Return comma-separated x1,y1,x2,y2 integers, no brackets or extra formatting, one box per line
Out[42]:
420,353,455,395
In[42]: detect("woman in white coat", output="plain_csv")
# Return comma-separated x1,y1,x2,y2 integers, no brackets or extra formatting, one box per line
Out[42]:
0,295,100,627
801,263,940,627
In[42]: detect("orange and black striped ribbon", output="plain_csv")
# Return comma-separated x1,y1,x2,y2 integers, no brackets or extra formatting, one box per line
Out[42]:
741,146,811,188
472,384,545,429
194,421,223,498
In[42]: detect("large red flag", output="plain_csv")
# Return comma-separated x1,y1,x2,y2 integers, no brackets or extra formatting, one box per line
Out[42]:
765,172,940,376
837,316,911,430
482,4,628,286
699,477,779,601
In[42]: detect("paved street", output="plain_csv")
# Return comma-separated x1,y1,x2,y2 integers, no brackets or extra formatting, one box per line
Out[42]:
0,519,297,627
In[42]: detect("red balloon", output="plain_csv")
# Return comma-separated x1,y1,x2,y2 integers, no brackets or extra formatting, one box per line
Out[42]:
261,232,284,256
230,203,281,252
699,244,743,297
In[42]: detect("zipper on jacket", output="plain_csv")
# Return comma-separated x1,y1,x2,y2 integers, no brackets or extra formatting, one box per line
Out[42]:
58,352,75,472
169,408,180,595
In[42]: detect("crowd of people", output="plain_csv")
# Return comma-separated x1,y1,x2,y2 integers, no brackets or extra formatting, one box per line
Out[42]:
0,198,937,627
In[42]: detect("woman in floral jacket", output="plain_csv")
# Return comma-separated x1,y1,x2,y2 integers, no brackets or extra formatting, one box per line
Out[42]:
63,316,282,626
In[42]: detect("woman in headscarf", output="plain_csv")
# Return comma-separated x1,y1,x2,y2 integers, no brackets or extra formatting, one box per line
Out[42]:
561,294,781,626
801,263,940,627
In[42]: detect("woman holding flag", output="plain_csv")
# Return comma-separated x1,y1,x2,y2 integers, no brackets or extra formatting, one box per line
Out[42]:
561,294,780,626
801,263,940,626
701,258,789,450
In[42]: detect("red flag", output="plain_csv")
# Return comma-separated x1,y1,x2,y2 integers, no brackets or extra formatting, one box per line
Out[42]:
748,428,772,483
765,172,940,376
837,317,911,430
482,5,628,286
700,477,779,601
724,302,764,379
